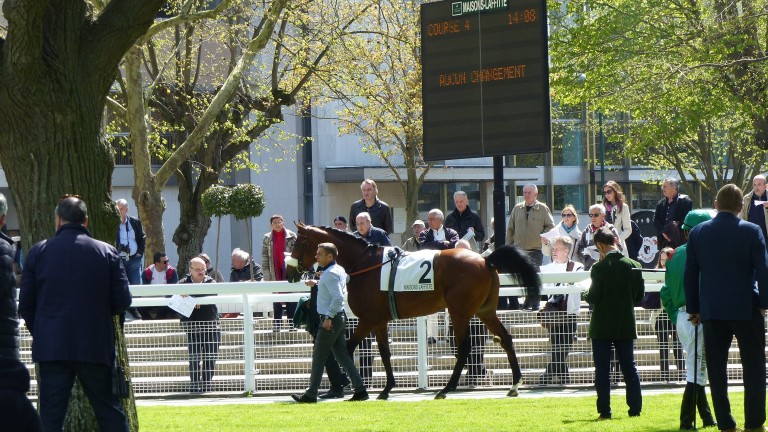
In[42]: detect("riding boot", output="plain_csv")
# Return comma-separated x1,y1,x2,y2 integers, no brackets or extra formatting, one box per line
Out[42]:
695,384,717,428
679,382,696,430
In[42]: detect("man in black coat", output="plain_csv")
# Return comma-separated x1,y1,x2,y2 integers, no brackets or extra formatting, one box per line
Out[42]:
115,198,145,320
179,257,221,393
0,194,18,361
654,178,693,249
349,179,393,234
115,198,145,284
445,191,485,251
419,209,459,250
19,196,132,432
229,248,264,282
0,193,42,431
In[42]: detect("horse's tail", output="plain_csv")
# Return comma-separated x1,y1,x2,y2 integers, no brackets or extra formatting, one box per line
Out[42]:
484,245,541,299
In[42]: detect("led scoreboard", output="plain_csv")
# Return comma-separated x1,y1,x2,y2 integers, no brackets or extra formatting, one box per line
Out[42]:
420,0,550,160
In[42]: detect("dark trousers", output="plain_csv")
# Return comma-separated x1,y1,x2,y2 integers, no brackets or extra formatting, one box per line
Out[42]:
123,255,143,319
183,321,221,389
655,312,684,377
346,321,374,382
308,320,349,390
37,361,128,432
467,318,487,377
592,339,642,417
449,318,487,378
123,255,142,285
703,314,766,430
545,319,577,378
273,302,297,328
306,314,365,397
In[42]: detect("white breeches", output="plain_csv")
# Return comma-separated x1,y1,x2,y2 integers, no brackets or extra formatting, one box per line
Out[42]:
676,308,708,384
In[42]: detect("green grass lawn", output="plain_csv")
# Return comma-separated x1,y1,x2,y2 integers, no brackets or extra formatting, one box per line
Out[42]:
137,391,746,432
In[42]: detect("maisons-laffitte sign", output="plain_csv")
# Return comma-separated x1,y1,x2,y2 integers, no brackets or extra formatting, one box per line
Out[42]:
420,0,551,160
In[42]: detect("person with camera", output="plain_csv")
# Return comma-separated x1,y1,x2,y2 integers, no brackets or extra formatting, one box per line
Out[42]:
115,199,145,320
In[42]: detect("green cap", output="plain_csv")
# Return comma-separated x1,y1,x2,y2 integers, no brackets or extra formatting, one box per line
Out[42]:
681,209,713,231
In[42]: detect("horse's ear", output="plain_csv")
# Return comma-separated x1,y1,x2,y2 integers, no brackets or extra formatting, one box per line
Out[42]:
294,220,304,229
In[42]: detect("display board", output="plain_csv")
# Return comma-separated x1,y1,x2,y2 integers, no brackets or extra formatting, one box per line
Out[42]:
420,0,551,160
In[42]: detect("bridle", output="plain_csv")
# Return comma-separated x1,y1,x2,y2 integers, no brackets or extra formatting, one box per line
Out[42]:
286,234,310,276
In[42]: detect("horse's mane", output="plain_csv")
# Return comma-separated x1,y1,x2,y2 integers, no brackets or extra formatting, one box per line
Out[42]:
304,224,376,250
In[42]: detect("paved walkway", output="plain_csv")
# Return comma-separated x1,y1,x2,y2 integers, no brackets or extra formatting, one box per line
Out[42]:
137,384,730,407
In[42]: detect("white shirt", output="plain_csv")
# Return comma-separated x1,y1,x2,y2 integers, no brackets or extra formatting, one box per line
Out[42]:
151,266,167,284
540,261,585,315
118,218,138,256
431,227,446,242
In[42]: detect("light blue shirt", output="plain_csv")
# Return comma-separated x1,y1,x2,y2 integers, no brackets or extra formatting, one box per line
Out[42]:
118,218,138,256
316,261,347,318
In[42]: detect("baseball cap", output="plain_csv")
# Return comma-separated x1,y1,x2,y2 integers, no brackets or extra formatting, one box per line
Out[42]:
681,209,713,231
412,220,425,226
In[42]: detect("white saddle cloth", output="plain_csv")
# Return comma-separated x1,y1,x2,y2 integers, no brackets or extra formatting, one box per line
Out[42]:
379,247,438,292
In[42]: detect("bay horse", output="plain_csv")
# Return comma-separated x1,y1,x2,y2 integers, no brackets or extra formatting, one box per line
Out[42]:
285,223,540,400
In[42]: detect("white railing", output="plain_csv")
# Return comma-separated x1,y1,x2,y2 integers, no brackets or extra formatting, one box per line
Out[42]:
123,270,667,393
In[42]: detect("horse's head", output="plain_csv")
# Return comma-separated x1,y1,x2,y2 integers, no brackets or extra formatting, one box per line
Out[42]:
286,222,316,283
286,222,371,282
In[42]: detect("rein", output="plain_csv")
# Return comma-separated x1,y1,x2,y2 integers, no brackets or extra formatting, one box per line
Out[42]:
292,231,394,278
348,257,395,277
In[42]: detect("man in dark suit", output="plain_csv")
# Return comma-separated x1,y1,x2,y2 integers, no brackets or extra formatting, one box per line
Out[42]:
419,209,459,250
445,190,485,252
0,193,42,431
685,184,768,432
0,193,18,361
349,179,393,234
654,177,694,249
354,212,391,246
19,197,133,432
584,226,644,420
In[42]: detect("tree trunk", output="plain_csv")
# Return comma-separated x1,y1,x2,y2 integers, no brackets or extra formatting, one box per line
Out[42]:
125,45,169,267
0,64,134,432
0,2,165,430
172,160,216,276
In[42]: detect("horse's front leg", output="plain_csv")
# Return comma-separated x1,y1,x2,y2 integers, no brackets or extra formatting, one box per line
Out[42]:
436,316,471,400
373,324,395,400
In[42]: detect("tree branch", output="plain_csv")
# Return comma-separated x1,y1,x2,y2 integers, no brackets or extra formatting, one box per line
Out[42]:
138,0,235,44
84,0,165,89
153,0,288,186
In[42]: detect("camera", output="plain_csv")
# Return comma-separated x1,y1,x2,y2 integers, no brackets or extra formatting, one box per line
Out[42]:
118,244,130,260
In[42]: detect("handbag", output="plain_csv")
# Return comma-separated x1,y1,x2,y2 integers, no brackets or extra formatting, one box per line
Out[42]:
641,292,661,310
537,295,568,329
112,363,130,399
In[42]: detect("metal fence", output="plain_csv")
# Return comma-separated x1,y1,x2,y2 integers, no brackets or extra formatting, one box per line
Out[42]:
18,271,759,397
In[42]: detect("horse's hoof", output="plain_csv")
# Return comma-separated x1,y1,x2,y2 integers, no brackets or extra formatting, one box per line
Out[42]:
507,389,519,397
376,393,389,400
434,392,447,400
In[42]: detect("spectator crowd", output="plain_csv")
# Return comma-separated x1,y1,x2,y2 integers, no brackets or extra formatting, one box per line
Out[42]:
3,176,766,431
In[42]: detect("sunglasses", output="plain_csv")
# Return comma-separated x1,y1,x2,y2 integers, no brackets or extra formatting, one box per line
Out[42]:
588,213,601,217
603,190,614,194
561,213,574,218
159,260,169,264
